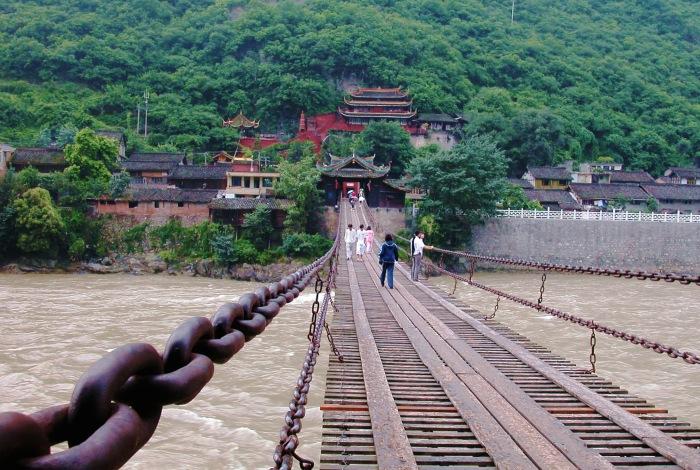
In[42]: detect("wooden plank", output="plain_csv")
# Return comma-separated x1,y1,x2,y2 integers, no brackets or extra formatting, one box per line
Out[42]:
364,259,608,470
403,263,700,470
359,260,538,470
345,253,418,470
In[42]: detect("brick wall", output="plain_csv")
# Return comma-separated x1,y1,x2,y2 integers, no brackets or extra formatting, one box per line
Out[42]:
93,200,210,226
470,218,700,275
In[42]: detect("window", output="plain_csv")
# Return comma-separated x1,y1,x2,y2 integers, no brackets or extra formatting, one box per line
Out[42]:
232,176,242,187
244,177,251,188
253,177,260,188
178,202,184,207
155,201,160,208
262,177,274,188
128,201,139,208
559,180,567,185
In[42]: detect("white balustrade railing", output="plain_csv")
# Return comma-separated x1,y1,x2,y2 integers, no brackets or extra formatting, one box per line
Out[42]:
496,208,700,223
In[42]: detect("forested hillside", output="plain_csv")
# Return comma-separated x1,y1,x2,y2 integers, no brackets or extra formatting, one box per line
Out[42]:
1,0,698,175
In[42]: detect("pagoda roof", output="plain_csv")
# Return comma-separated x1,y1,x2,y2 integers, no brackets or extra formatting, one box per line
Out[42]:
318,153,390,179
223,111,259,129
343,97,413,106
338,108,416,119
349,87,408,99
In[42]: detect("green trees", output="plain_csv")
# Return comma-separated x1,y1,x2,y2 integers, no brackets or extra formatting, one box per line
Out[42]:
64,129,119,184
275,154,322,233
13,187,65,256
410,135,508,247
500,185,543,210
356,122,415,176
242,204,273,249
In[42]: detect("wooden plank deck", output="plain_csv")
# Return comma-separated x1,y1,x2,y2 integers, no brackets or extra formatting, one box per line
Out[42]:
319,203,700,469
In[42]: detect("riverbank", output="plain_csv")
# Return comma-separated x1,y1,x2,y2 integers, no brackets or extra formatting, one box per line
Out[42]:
0,253,304,282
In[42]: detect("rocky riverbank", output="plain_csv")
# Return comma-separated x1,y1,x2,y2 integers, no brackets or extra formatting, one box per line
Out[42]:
0,253,304,283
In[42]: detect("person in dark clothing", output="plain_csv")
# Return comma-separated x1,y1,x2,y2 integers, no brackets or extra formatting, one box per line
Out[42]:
378,233,399,289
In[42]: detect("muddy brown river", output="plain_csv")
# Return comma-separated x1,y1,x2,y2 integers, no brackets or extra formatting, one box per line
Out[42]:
1,272,698,468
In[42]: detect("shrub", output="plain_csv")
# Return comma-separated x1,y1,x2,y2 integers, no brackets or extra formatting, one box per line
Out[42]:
257,247,285,265
232,238,259,264
281,233,332,259
211,232,236,264
68,238,86,260
122,222,149,253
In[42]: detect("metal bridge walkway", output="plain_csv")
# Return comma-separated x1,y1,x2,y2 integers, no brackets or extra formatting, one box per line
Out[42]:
319,204,700,469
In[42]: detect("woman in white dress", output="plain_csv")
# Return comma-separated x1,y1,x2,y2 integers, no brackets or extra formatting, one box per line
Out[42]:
355,224,366,261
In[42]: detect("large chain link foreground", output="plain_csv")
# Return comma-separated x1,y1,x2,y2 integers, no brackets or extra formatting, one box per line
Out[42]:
426,246,700,286
0,236,338,469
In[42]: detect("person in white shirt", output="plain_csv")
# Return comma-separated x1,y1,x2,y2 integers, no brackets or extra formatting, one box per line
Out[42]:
355,224,366,261
345,223,356,260
411,230,432,281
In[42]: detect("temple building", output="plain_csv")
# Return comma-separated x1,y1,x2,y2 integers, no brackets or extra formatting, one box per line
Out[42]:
222,111,259,133
317,154,409,208
338,87,417,125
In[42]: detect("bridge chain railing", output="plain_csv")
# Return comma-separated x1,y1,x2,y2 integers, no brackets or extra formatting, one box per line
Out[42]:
272,239,341,469
424,246,700,286
392,235,699,366
0,232,339,469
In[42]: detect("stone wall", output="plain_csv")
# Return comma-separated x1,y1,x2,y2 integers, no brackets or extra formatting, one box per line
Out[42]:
470,218,700,275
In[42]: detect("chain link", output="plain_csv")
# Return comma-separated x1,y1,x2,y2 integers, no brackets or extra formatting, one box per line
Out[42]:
589,330,597,373
419,256,700,366
422,244,700,286
485,296,500,320
538,272,546,306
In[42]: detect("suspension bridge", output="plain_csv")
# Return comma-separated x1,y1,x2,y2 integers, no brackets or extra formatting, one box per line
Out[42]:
1,202,698,469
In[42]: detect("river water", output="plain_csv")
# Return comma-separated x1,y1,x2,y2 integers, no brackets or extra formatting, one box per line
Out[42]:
1,272,698,469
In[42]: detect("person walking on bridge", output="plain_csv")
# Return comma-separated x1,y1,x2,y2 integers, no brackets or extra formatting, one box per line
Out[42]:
379,233,399,289
356,224,367,261
411,230,433,282
365,225,374,252
345,223,356,261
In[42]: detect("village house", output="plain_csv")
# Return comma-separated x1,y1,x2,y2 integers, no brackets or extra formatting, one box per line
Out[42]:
508,178,534,189
96,130,127,160
0,144,14,176
522,189,582,211
569,183,649,211
663,166,700,185
608,170,655,184
122,152,187,186
11,147,67,173
91,188,217,225
640,184,700,214
317,154,410,208
168,165,230,190
222,156,280,198
523,166,572,190
209,197,292,229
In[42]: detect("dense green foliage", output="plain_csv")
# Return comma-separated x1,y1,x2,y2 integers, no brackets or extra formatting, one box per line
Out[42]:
275,153,323,233
410,135,508,247
13,187,65,256
500,185,543,210
1,0,697,172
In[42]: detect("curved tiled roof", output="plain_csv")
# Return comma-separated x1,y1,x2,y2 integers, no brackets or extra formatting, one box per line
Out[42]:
348,87,408,99
609,170,655,183
319,154,390,178
665,167,700,179
169,165,231,180
13,148,65,166
338,108,416,119
128,153,186,163
523,189,582,210
641,184,700,201
569,183,649,200
126,188,218,203
526,166,572,180
222,111,259,129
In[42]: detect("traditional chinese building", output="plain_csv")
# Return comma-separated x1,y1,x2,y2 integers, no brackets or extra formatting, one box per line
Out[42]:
317,154,408,208
168,164,230,190
122,152,187,186
11,147,67,173
222,111,259,133
338,87,417,125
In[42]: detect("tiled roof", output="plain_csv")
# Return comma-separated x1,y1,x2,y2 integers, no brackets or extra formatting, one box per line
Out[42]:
208,198,293,210
570,183,648,201
169,165,230,180
349,87,408,99
523,189,582,210
416,113,457,123
122,161,180,172
127,188,218,203
665,167,700,179
641,184,700,201
609,170,655,183
508,178,534,189
12,147,66,166
128,153,186,163
526,166,572,180
96,130,125,142
319,154,390,178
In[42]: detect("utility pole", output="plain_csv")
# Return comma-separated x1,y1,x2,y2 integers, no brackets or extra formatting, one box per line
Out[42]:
136,104,141,134
143,90,149,140
511,0,515,24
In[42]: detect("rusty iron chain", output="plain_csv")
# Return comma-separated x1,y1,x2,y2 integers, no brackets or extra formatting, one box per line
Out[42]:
307,275,324,341
273,234,341,469
589,330,597,373
419,257,700,366
0,231,340,469
485,296,500,320
425,245,700,286
538,272,546,306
